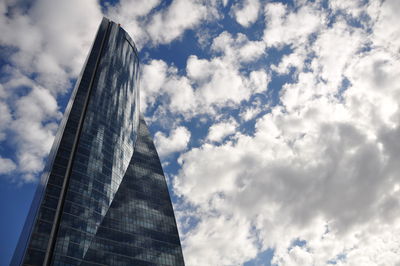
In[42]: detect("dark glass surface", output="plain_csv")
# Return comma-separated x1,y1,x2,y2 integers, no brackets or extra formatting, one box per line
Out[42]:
79,116,184,266
51,20,139,264
12,17,184,266
12,17,111,266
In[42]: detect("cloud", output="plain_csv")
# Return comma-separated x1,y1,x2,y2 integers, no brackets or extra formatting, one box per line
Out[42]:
140,59,169,112
0,157,16,175
0,67,61,182
0,102,12,141
206,119,238,142
106,0,222,47
140,32,269,120
271,46,308,75
164,75,196,114
184,32,267,111
211,31,266,63
263,2,324,48
239,106,261,121
368,0,400,55
154,126,191,157
247,69,270,93
329,0,366,19
310,19,365,89
11,86,61,179
173,1,400,265
183,215,258,265
231,0,260,27
0,0,102,92
175,93,400,265
146,0,216,45
239,96,263,121
190,56,250,107
140,59,197,118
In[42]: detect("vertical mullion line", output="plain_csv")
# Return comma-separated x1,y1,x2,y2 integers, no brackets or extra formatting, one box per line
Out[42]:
43,19,111,266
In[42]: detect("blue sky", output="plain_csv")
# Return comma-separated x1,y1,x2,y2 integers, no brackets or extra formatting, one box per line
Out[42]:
1,0,400,265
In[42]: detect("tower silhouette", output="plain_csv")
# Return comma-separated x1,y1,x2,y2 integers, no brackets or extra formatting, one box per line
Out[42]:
12,18,185,266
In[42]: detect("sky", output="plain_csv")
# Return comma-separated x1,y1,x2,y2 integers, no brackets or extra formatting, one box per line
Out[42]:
1,0,400,265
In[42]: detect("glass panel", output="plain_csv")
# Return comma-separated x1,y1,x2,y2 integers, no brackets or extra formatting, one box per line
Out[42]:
13,18,184,266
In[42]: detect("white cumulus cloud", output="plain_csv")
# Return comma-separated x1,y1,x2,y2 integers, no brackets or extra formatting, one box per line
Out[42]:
263,2,324,48
0,157,16,175
231,0,261,27
146,0,216,45
173,1,400,265
206,119,238,142
154,126,191,157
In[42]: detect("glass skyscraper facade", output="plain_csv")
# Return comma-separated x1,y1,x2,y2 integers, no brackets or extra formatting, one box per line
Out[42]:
11,18,185,266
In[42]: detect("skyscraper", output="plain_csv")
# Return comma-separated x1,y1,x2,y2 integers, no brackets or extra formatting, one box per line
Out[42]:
11,18,185,266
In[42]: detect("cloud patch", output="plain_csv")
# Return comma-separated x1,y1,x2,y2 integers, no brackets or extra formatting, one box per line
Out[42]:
154,126,191,157
231,0,261,28
206,119,238,143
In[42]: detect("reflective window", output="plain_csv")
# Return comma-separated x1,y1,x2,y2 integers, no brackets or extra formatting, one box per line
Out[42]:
14,18,184,266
